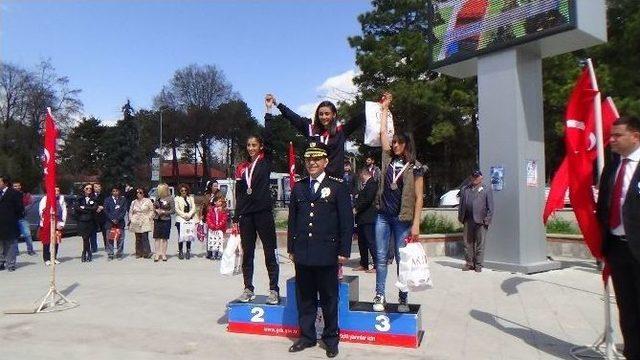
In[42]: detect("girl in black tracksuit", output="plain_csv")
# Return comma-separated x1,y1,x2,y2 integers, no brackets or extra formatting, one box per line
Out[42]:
234,110,280,302
268,94,365,178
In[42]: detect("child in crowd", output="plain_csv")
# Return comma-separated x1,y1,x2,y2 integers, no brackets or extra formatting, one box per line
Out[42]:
207,194,228,260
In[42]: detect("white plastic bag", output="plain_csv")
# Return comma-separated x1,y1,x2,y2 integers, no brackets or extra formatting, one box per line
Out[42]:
207,230,224,253
395,242,433,292
364,101,395,147
179,221,196,243
220,233,242,276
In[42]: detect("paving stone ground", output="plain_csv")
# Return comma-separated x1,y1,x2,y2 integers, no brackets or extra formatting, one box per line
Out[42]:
0,233,623,359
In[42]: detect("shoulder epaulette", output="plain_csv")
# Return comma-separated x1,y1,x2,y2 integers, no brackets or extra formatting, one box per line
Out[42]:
328,176,343,183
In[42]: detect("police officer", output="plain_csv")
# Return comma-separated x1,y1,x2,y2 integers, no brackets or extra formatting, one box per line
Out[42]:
287,142,353,358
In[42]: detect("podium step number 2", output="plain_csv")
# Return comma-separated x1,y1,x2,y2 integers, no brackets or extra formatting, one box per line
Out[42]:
227,275,423,348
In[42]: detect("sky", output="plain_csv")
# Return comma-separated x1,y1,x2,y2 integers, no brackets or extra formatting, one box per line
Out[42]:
1,0,370,125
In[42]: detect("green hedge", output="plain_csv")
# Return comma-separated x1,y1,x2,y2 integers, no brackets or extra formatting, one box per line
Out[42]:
420,213,461,234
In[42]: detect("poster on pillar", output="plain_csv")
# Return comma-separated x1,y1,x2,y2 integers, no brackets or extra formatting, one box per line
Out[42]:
490,166,504,191
526,160,538,187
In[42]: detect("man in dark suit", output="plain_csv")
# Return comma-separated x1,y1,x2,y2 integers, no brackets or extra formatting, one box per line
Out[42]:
104,185,127,260
596,116,640,360
92,182,107,252
287,142,353,358
354,168,378,272
0,175,24,272
458,170,494,272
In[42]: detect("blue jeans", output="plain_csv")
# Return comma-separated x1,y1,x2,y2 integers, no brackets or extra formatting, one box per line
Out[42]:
17,219,34,253
374,212,410,301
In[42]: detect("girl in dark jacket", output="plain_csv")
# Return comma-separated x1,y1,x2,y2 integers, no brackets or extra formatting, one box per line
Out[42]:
234,97,280,305
266,94,365,178
75,183,98,262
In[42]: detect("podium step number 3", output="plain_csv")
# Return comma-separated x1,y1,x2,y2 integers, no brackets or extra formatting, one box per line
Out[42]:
227,275,423,348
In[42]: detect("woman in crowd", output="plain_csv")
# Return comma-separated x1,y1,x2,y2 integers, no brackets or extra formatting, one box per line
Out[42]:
38,186,67,266
153,183,174,262
372,93,425,313
174,183,196,260
75,183,98,262
233,96,280,305
265,93,365,177
129,187,154,259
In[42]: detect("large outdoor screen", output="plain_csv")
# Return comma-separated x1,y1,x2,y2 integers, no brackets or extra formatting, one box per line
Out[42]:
428,0,576,68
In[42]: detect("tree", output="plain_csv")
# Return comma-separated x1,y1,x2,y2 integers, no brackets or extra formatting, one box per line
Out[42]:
59,117,106,176
0,60,82,191
99,101,141,187
348,0,478,204
154,64,236,180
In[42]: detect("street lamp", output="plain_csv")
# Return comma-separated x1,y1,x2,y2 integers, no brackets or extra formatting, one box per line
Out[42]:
158,107,168,183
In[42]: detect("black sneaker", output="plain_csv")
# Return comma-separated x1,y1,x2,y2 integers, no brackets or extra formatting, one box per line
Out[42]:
185,251,191,260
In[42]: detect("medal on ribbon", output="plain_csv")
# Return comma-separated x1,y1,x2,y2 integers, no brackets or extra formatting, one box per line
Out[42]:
389,161,409,191
245,154,262,195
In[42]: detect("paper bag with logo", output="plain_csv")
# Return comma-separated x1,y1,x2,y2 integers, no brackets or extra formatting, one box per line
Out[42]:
395,242,433,292
108,227,121,242
179,220,196,243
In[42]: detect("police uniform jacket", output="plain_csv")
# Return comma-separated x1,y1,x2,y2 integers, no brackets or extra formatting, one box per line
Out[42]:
287,174,353,266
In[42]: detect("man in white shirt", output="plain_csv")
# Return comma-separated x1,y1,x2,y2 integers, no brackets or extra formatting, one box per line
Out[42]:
597,116,640,360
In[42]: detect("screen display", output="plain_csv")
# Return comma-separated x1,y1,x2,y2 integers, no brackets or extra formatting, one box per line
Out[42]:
428,0,575,68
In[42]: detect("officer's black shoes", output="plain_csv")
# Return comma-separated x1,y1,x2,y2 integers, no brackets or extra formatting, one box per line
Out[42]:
178,250,184,260
326,348,339,358
288,340,316,353
372,294,385,312
238,289,256,303
185,250,191,260
266,290,280,305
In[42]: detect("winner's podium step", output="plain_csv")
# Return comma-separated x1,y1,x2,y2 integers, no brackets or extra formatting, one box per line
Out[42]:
227,275,423,348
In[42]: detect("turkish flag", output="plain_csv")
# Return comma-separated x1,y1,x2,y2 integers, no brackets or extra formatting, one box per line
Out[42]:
553,68,602,261
41,108,58,244
288,142,296,192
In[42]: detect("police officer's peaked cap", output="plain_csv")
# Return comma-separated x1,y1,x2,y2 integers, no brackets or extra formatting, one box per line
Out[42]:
304,142,328,159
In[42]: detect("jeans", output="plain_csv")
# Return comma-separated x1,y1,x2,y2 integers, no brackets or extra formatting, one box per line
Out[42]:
374,212,410,301
17,219,34,253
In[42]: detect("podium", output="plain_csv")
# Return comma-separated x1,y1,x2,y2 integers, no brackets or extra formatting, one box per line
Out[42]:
227,275,423,348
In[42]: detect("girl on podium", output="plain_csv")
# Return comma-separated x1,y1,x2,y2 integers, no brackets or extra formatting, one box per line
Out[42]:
234,96,280,305
372,93,425,313
265,93,365,178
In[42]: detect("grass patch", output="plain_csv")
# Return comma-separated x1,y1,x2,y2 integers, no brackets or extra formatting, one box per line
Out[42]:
420,213,461,234
546,217,581,234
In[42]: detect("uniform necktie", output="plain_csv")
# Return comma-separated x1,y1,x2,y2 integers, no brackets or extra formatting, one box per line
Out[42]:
609,158,629,229
310,179,318,193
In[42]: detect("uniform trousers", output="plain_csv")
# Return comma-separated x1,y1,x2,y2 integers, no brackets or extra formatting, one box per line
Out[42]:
239,210,280,292
606,234,640,360
294,263,339,351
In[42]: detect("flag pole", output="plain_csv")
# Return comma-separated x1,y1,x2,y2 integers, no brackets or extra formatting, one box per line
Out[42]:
5,108,78,314
570,60,621,360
